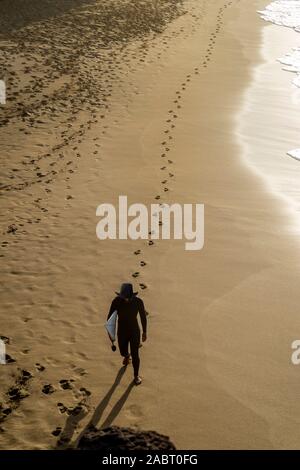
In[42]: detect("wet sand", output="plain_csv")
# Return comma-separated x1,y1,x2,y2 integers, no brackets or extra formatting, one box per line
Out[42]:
1,0,300,450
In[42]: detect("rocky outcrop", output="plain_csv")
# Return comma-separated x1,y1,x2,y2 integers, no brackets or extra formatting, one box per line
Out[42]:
77,425,176,451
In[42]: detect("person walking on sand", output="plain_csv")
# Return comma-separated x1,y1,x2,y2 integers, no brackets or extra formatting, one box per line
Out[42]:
107,283,147,386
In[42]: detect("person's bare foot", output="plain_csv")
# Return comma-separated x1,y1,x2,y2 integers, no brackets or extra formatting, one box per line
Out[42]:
134,376,142,385
123,356,131,366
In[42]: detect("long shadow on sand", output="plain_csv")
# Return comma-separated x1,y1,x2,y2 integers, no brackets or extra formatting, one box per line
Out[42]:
66,366,134,448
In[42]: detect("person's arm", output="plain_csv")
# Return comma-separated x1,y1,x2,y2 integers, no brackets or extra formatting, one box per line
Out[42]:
107,298,118,320
138,299,147,341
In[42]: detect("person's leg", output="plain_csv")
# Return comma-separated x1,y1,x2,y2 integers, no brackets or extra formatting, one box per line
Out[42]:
118,334,130,360
130,331,141,378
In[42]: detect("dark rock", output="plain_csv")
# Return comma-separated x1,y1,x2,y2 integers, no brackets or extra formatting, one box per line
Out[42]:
77,425,176,451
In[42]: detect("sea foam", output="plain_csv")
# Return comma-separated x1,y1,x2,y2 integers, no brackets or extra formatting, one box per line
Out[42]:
258,1,300,159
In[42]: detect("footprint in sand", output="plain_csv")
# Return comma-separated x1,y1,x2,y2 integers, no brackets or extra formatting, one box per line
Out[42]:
8,370,32,405
57,402,68,414
127,404,143,419
72,385,92,401
71,366,87,376
59,402,87,418
1,407,12,419
52,427,62,437
79,387,91,397
134,250,141,255
21,349,30,355
42,384,55,395
59,379,74,391
132,272,139,278
140,261,147,267
139,283,147,290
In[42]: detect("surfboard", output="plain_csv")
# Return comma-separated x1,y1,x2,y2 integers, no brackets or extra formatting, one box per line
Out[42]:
105,310,117,342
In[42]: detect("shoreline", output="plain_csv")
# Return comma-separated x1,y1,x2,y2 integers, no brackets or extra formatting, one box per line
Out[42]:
239,20,300,220
1,0,300,450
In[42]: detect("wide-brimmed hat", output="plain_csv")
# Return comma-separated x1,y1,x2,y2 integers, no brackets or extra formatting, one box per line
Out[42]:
115,283,138,299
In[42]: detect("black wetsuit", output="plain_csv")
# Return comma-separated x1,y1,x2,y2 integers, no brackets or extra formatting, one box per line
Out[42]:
107,296,147,376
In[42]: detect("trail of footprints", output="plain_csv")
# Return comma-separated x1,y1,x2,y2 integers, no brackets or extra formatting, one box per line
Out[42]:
0,0,213,257
0,346,91,443
0,368,33,429
0,1,188,255
0,1,215,254
0,2,230,257
131,2,233,293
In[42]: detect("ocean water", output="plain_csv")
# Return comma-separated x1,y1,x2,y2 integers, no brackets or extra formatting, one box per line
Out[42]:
238,2,300,217
258,1,300,161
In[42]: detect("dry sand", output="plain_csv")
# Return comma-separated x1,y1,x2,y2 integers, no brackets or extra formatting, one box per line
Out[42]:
1,0,300,450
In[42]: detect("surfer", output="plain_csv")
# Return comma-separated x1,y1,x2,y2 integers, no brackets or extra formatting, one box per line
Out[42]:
107,283,147,385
